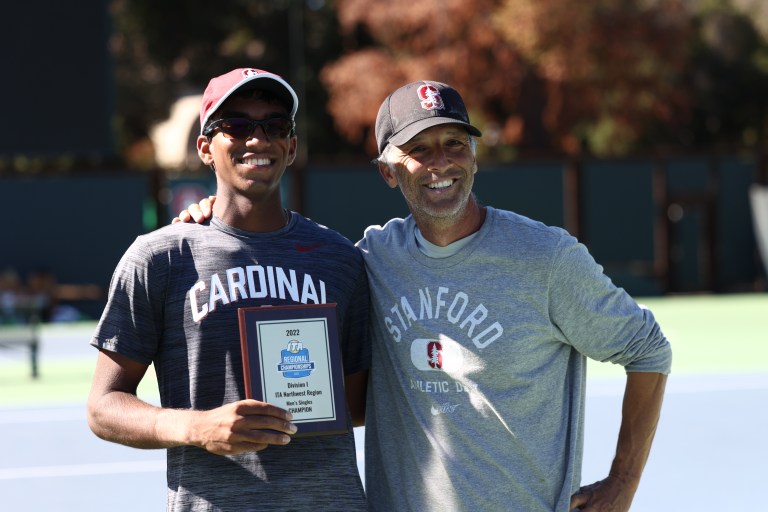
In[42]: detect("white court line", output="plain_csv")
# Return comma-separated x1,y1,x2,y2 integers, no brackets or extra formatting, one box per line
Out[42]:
0,460,166,480
2,374,766,421
0,406,85,424
586,372,768,397
666,373,768,394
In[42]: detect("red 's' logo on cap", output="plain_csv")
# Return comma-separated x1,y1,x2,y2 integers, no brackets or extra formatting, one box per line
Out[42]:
418,84,444,111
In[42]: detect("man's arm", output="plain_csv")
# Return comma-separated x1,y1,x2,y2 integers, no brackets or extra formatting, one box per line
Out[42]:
87,349,297,454
570,371,667,512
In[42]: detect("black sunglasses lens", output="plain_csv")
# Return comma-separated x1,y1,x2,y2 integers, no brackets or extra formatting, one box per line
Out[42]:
263,118,292,138
219,119,255,139
216,118,292,140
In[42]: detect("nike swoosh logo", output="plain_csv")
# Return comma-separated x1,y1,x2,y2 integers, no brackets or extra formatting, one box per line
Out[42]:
295,244,322,252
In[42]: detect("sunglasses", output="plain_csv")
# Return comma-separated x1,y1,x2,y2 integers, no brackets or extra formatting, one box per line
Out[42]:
204,117,294,140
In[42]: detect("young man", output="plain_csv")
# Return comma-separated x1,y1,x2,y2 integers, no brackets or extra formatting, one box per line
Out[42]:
179,80,672,512
88,68,369,511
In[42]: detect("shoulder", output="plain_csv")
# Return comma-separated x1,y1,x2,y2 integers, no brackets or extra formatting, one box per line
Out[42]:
133,222,208,248
295,215,353,244
292,214,362,261
356,216,410,252
119,222,216,268
487,207,574,251
292,214,354,248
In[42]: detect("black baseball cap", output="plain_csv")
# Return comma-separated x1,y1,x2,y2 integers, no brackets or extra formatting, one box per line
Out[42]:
375,80,482,153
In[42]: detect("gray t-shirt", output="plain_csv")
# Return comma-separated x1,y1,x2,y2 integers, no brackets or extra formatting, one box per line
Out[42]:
357,207,671,512
92,214,369,511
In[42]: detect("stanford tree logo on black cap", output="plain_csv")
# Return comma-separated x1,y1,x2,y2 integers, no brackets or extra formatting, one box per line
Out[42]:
418,84,444,111
375,80,482,153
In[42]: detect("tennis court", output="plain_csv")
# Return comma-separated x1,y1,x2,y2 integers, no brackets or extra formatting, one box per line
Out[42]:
1,293,766,511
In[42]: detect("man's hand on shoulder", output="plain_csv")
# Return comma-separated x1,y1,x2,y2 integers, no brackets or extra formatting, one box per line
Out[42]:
172,195,216,224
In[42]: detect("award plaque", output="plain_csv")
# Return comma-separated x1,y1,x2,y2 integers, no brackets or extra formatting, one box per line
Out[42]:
238,303,347,437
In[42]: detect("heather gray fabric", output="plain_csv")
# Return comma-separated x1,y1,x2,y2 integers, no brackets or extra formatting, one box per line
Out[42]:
358,207,671,512
92,214,369,511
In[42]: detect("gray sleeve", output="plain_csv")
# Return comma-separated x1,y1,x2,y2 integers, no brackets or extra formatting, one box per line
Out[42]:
90,236,164,365
548,234,672,374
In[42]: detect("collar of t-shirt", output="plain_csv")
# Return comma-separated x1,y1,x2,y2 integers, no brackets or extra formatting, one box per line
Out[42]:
414,226,479,258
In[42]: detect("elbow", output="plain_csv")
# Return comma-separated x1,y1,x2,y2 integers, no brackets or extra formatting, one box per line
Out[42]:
86,396,107,440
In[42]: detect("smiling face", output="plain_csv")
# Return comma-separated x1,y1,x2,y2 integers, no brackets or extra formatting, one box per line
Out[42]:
378,123,478,224
197,93,297,206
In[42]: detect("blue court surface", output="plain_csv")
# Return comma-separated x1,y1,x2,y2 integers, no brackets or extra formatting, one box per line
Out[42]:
1,315,766,511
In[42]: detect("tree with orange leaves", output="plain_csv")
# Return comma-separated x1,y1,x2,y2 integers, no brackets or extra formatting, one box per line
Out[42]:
322,0,693,158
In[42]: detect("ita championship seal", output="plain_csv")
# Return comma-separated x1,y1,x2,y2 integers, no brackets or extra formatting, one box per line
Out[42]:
279,340,315,378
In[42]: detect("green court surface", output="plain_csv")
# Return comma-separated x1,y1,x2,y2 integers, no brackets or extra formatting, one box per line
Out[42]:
0,360,160,406
0,293,766,405
0,320,159,406
588,293,768,378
